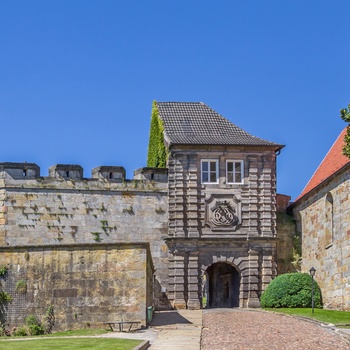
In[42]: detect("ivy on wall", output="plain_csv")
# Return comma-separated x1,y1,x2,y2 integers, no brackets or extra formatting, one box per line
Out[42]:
147,101,168,168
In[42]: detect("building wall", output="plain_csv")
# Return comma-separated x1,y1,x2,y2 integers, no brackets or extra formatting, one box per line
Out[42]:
0,243,153,330
166,146,279,309
293,167,350,310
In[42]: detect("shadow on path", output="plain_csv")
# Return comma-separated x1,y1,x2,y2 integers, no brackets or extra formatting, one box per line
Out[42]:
150,310,192,327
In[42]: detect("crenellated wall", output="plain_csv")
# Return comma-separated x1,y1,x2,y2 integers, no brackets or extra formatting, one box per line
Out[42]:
0,163,170,329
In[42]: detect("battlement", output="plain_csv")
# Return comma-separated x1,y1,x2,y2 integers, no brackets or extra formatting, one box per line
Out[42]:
49,164,84,179
92,166,126,181
0,162,168,184
0,162,40,179
134,167,168,182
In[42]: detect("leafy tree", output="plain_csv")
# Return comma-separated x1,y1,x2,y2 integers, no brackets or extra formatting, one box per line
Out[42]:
147,101,168,168
340,103,350,159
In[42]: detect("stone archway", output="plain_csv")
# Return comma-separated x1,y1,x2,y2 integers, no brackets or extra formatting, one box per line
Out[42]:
206,262,240,308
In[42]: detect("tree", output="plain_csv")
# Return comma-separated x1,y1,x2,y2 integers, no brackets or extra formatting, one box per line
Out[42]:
340,103,350,159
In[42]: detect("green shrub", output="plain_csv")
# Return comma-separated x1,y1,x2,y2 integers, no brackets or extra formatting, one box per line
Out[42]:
28,324,45,335
25,315,44,335
0,291,12,303
0,266,7,278
261,273,322,308
13,327,28,336
15,279,27,294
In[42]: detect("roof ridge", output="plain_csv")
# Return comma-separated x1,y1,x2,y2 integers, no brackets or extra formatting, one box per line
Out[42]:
157,101,202,103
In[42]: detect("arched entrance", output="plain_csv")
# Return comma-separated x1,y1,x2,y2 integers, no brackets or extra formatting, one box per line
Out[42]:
206,262,240,308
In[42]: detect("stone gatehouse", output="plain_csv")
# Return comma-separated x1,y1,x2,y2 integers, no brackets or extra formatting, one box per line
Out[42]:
0,101,290,330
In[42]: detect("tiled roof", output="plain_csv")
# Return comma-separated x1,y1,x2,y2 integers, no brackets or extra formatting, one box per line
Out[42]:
156,102,283,149
296,127,350,201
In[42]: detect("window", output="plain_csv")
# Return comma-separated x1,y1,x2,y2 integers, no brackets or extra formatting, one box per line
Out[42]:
325,192,334,246
201,160,218,183
226,160,244,184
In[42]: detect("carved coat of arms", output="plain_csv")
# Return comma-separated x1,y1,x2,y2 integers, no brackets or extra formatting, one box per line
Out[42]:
205,195,241,230
211,200,239,227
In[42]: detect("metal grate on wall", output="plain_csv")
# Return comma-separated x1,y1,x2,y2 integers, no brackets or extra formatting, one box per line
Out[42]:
1,270,27,325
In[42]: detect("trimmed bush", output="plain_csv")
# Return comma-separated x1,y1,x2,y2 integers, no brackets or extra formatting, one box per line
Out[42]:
261,273,322,308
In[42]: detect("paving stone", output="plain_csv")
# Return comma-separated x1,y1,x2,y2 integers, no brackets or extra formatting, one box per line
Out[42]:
201,309,350,350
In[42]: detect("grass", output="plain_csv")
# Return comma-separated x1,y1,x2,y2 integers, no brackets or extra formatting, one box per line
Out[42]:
0,338,141,350
265,308,350,326
4,328,109,339
37,328,109,337
0,328,142,349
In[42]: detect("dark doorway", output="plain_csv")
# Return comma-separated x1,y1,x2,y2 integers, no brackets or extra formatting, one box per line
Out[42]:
207,262,240,308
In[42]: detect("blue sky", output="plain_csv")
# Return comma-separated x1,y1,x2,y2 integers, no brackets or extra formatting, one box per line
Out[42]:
1,1,349,200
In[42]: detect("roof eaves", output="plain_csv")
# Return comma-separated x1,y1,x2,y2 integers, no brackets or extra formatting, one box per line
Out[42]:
292,161,350,205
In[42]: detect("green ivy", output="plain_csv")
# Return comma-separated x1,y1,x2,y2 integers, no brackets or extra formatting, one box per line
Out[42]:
147,100,168,168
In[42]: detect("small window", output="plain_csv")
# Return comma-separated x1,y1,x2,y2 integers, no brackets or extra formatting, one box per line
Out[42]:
325,192,334,245
201,160,218,183
226,160,244,184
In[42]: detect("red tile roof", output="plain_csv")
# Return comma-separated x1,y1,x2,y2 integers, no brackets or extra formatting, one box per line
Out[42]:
296,127,350,201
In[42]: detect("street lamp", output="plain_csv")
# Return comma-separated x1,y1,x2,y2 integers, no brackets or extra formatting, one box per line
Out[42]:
309,267,316,313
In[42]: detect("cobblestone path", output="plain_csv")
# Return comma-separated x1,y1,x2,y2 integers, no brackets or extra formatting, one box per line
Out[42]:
201,309,350,350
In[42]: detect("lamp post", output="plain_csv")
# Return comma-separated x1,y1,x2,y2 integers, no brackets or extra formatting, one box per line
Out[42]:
309,267,316,314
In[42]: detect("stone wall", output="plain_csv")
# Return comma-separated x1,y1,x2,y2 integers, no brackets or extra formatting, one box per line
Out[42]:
0,243,153,330
276,212,297,274
293,167,350,310
0,163,170,313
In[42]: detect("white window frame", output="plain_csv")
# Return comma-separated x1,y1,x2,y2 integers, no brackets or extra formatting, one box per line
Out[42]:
201,159,219,184
226,160,244,184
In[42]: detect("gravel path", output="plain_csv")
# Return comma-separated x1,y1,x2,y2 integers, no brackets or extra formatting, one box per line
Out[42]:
201,309,350,350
